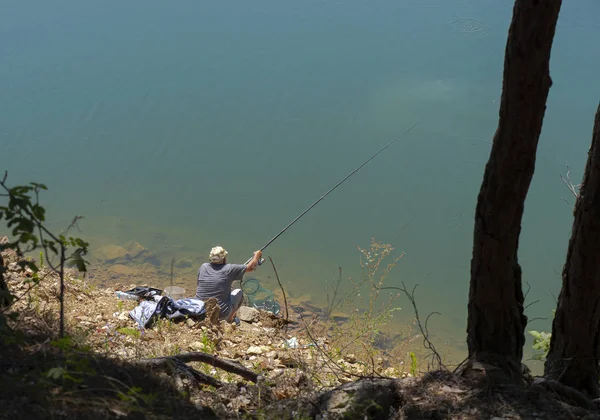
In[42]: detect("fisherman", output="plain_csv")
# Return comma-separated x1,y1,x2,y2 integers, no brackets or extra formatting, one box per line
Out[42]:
195,246,262,323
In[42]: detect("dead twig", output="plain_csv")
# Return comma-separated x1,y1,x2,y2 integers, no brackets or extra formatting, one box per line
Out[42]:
136,356,225,388
561,197,574,211
527,317,548,324
174,351,259,383
300,316,391,382
138,351,258,384
170,257,175,288
560,163,581,211
560,165,581,199
325,266,343,318
524,299,540,311
61,215,85,236
380,282,445,371
268,256,289,328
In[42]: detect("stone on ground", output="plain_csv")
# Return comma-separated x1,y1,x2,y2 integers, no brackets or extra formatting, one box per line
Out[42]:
317,378,399,420
237,306,260,323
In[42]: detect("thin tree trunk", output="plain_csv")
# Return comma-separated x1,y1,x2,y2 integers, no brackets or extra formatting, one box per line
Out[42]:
0,236,11,308
545,103,600,398
465,0,562,381
0,266,9,308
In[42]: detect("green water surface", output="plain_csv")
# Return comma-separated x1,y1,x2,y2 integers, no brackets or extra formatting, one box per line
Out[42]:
1,0,599,366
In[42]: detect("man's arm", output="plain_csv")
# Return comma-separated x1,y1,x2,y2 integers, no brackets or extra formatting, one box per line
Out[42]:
245,250,263,272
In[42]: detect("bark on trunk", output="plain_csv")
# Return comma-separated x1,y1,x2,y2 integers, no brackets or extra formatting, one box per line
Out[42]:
0,265,9,308
0,236,10,308
544,103,600,398
466,0,562,380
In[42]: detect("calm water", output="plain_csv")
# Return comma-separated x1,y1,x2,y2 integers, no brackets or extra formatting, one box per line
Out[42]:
2,0,599,364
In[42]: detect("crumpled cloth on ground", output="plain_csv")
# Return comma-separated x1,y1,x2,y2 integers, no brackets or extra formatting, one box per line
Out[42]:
129,296,206,329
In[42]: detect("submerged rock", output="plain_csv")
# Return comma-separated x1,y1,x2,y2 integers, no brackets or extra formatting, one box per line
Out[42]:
95,242,161,267
108,264,142,276
124,241,161,266
96,244,129,263
174,258,193,269
373,331,405,350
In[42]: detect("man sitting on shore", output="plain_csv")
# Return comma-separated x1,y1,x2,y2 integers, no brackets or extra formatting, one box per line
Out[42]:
195,246,262,323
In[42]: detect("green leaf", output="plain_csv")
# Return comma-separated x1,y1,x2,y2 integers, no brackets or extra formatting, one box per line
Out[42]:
50,336,75,351
17,260,38,273
117,327,140,339
68,249,88,272
47,367,66,380
30,182,47,190
31,204,46,221
47,241,58,255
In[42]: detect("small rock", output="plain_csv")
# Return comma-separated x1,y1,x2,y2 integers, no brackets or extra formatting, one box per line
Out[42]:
344,354,357,364
246,346,263,355
143,330,157,340
0,247,18,264
279,355,299,368
383,367,397,377
319,378,396,418
186,318,196,328
125,241,161,266
440,385,466,394
237,306,260,323
189,341,209,352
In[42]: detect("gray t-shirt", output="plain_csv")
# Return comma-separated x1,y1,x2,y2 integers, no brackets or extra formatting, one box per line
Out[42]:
195,263,246,314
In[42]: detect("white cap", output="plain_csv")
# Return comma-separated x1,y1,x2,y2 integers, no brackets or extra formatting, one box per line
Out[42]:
209,246,228,264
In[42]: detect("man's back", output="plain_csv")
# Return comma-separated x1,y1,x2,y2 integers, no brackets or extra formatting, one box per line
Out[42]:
195,263,246,314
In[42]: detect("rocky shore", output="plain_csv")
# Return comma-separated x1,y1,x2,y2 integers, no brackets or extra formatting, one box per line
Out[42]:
2,241,597,419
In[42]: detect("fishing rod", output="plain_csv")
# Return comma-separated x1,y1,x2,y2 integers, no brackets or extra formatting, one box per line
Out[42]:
245,121,420,266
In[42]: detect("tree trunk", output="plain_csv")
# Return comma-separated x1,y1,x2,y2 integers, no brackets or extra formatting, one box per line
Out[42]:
466,0,562,381
544,103,600,398
0,236,11,308
0,265,9,308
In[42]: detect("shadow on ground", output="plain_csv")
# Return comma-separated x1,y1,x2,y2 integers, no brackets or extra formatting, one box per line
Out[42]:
0,324,217,420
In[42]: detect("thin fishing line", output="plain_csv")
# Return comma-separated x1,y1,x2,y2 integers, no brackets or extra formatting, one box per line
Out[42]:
252,121,420,258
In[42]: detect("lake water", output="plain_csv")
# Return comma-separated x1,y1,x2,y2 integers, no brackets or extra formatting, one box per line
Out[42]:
2,0,599,366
